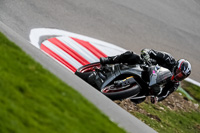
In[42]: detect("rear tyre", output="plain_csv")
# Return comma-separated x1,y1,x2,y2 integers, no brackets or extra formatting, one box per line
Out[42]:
76,62,101,73
75,62,100,81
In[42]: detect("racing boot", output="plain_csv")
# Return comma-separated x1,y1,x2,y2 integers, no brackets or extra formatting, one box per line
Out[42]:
100,57,112,65
100,55,121,65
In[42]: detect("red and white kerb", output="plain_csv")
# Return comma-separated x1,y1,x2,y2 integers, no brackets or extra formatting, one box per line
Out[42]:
41,36,107,72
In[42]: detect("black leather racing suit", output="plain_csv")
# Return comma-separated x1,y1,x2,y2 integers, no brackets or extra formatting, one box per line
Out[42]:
141,49,179,102
101,49,179,103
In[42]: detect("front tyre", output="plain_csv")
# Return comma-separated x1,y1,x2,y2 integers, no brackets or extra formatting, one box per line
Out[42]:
101,83,141,100
75,62,141,100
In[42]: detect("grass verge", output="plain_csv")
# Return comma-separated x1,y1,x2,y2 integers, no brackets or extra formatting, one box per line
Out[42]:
0,32,126,133
116,81,200,133
132,102,200,133
182,80,200,102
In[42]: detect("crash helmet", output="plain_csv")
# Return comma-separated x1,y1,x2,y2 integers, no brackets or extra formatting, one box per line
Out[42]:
171,59,191,81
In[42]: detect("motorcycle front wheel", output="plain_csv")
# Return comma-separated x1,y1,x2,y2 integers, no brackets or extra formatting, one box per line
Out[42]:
75,62,141,100
101,83,141,100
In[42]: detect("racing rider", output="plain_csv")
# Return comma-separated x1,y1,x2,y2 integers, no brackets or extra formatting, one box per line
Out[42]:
100,49,191,104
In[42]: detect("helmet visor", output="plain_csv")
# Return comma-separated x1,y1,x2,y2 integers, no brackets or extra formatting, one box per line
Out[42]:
174,69,187,81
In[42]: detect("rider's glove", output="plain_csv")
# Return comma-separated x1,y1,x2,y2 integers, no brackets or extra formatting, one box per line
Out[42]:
141,49,151,64
143,54,150,62
151,96,158,104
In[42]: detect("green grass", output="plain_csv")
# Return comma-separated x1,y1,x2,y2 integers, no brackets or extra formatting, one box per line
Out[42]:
182,80,200,102
128,79,200,133
126,69,200,133
132,102,200,133
0,32,126,133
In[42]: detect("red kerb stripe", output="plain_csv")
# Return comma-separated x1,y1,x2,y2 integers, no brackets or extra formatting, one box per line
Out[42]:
41,44,77,72
70,37,107,59
48,38,90,65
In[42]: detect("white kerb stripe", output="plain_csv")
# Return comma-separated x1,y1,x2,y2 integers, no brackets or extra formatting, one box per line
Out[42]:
42,40,82,69
90,42,126,56
58,37,99,63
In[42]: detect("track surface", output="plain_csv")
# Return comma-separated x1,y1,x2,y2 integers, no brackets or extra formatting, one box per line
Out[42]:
0,0,200,81
1,0,200,132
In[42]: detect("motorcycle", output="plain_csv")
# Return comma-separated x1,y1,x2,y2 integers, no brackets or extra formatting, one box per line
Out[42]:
75,61,172,102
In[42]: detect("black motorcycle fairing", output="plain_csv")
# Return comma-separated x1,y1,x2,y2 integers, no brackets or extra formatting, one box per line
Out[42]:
76,62,149,92
75,62,173,101
99,64,144,90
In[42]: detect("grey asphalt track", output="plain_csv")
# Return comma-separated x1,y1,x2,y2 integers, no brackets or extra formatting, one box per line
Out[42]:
0,0,200,81
1,0,200,132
